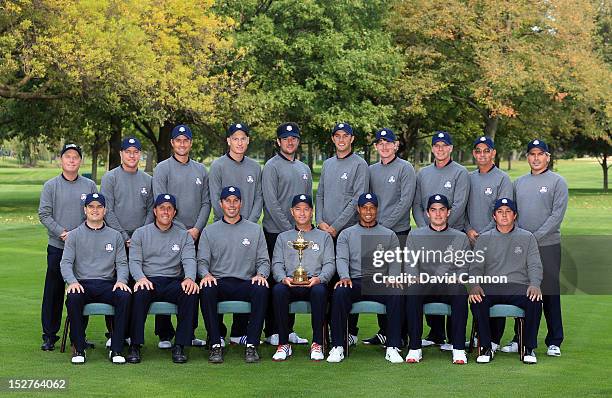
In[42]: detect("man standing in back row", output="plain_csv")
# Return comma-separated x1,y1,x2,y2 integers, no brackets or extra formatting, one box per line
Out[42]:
499,139,568,358
261,122,312,345
152,124,210,348
208,122,263,344
38,144,97,351
412,131,469,349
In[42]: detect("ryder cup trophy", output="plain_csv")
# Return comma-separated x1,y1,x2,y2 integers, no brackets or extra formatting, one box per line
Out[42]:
286,230,314,285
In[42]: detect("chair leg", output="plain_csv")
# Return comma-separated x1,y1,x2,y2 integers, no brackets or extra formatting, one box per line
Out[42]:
60,316,70,353
518,317,525,361
468,318,476,354
344,319,349,357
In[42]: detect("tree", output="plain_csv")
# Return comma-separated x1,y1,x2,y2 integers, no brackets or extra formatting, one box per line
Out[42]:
389,0,611,149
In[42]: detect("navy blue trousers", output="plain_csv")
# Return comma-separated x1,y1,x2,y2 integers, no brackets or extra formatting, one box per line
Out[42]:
273,283,327,345
406,283,468,350
130,276,198,346
41,245,65,342
200,277,268,346
330,278,403,348
471,284,543,351
65,279,131,352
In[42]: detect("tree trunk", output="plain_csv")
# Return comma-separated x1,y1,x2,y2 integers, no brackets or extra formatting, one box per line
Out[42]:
155,121,173,162
264,140,274,162
307,142,314,171
602,153,609,192
109,116,122,169
145,150,154,173
484,116,499,140
507,151,512,170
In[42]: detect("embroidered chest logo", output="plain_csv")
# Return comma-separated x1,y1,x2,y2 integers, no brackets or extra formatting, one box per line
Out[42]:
195,177,202,185
141,187,148,195
484,187,493,195
171,244,180,252
105,243,114,252
246,175,254,183
447,245,453,251
340,172,348,180
444,181,452,189
376,243,384,252
539,186,548,193
514,246,523,255
302,173,308,180
388,176,396,183
80,193,87,201
312,243,320,251
242,238,251,246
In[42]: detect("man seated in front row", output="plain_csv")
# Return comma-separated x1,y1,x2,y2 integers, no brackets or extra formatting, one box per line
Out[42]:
404,194,470,365
198,186,270,364
469,198,543,364
327,193,404,364
61,193,131,365
127,193,200,364
271,194,335,361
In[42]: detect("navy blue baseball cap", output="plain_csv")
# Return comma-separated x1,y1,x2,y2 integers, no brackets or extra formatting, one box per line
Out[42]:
227,122,250,137
375,128,396,143
432,131,452,146
121,137,142,151
291,194,313,208
277,122,300,139
332,122,354,136
84,193,105,207
171,124,193,140
527,139,549,153
493,198,517,214
473,136,494,149
358,192,378,207
155,193,177,209
220,186,241,200
60,143,82,158
427,194,450,209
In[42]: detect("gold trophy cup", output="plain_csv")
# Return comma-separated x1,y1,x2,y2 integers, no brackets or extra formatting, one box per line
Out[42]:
286,231,314,285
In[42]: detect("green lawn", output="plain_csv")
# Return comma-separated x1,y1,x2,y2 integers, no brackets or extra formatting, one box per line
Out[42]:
0,158,610,397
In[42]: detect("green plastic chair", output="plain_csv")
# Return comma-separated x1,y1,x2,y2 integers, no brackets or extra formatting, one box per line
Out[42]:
345,301,387,356
60,303,115,353
469,304,526,361
423,302,452,316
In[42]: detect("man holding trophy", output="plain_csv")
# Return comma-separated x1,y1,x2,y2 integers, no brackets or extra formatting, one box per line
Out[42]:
270,194,336,361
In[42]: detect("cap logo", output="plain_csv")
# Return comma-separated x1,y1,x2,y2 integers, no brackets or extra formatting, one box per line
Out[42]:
129,138,135,144
381,131,387,136
300,195,306,200
502,199,508,204
435,195,441,200
236,123,242,128
67,144,77,148
366,194,372,199
229,187,235,192
480,137,486,141
92,193,99,198
533,140,539,145
438,133,444,138
338,123,344,128
164,194,170,200
179,126,185,132
286,125,292,131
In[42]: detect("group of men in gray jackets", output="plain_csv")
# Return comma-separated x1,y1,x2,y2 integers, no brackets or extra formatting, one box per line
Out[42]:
38,120,568,366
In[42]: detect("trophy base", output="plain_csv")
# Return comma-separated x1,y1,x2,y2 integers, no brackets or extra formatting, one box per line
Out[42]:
292,279,310,285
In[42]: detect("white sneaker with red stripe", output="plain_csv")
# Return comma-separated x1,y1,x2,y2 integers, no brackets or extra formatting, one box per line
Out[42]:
405,349,422,363
310,343,324,361
272,344,292,361
452,349,467,364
